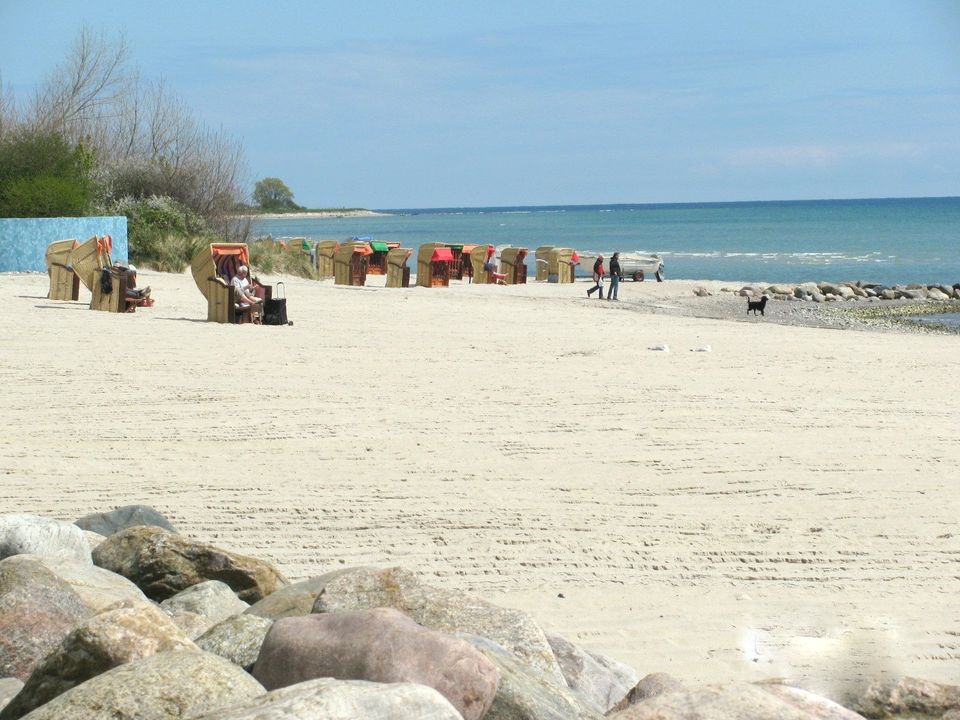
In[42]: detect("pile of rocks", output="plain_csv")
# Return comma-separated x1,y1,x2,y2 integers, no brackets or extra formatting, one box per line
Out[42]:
2,508,959,719
730,281,960,304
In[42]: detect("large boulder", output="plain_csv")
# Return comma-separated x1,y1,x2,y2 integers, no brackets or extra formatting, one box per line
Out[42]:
0,602,196,719
245,568,365,620
314,566,564,683
160,580,249,625
253,608,499,720
546,635,636,713
463,634,601,720
757,683,867,719
196,614,273,672
92,526,288,603
855,676,960,718
15,650,263,720
606,683,858,719
165,609,216,640
188,678,463,720
0,556,92,681
74,505,177,536
766,284,795,296
28,556,146,612
0,680,22,713
0,515,90,564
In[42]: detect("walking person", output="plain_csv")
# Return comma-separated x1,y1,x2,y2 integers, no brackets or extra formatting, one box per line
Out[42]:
586,255,605,299
608,252,623,300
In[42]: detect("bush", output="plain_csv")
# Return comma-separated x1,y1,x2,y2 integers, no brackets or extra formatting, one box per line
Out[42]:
106,195,211,272
0,129,94,217
249,239,317,279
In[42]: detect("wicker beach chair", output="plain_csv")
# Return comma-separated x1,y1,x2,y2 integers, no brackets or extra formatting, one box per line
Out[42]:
70,235,112,293
45,238,80,300
366,241,394,275
546,248,578,284
535,246,554,282
469,245,500,284
499,247,528,285
316,240,339,279
385,247,413,288
416,243,453,288
191,243,271,323
333,241,372,286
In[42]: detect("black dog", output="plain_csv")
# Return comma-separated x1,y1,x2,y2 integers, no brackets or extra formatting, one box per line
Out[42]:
747,295,768,316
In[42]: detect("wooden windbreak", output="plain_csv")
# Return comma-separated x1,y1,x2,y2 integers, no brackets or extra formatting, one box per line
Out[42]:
500,247,528,284
45,238,80,300
385,247,413,288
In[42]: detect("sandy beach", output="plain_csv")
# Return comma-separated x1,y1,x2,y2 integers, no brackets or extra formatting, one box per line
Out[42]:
2,270,958,705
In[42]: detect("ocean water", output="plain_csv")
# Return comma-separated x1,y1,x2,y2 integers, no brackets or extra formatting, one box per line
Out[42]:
254,197,960,285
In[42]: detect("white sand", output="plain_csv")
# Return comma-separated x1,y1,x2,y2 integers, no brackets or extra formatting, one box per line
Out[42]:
2,271,958,703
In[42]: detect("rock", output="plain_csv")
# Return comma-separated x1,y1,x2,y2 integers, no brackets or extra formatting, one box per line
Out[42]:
606,683,843,719
880,289,897,300
0,514,91,564
188,678,463,720
0,680,22,712
608,673,684,712
586,651,640,705
28,556,146,612
253,608,499,720
82,532,106,551
757,683,867,719
463,634,601,720
811,292,825,303
546,635,636,713
160,580,248,626
937,284,954,296
314,566,564,684
836,285,856,299
864,288,877,297
855,676,960,719
92,526,288,603
164,609,215,640
850,285,867,297
954,287,960,300
196,614,273,671
927,287,949,301
794,287,809,299
74,505,177,536
766,284,795,296
16,650,262,720
900,288,926,300
244,568,361,620
738,286,760,297
0,556,91,681
692,287,711,297
818,283,841,295
0,602,195,719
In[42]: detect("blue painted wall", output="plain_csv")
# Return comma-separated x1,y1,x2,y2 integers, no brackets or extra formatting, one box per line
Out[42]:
0,216,128,272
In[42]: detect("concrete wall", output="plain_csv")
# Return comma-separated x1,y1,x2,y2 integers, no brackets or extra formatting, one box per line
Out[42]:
0,216,128,272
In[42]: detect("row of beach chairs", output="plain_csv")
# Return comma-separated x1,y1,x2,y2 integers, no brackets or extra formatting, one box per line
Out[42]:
44,237,581,326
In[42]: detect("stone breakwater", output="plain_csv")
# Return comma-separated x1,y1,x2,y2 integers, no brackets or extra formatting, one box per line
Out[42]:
729,281,960,304
2,508,960,719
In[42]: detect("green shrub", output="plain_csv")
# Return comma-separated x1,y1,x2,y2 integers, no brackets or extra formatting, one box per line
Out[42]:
249,240,317,279
0,129,94,217
106,195,211,272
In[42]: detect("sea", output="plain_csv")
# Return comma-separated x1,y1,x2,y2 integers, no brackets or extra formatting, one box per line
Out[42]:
253,197,960,286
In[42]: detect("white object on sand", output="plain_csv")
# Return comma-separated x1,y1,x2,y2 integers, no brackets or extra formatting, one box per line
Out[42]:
649,344,670,352
691,345,712,352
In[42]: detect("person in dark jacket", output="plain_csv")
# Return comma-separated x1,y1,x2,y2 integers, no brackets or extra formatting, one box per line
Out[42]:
608,252,623,300
587,255,605,299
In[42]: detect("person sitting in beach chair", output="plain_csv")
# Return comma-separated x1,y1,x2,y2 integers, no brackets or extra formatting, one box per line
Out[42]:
231,265,262,308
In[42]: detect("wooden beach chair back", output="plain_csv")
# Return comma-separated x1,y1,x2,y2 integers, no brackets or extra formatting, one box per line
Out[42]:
46,238,80,300
191,243,270,323
333,241,371,286
548,248,578,283
417,243,453,288
385,247,413,288
316,240,339,278
89,266,131,313
535,245,554,282
499,247,528,285
470,245,496,284
70,235,113,292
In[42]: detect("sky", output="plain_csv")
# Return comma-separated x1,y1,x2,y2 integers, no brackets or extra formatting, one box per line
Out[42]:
1,0,958,208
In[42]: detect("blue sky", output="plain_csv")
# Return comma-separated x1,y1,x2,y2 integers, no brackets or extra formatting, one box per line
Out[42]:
1,1,958,207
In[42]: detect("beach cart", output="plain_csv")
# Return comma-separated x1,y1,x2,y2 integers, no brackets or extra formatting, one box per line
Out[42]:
191,243,271,323
534,246,554,282
316,240,339,279
366,240,394,275
334,241,372,286
45,238,80,300
548,248,578,283
499,247,528,284
417,243,454,287
385,247,413,288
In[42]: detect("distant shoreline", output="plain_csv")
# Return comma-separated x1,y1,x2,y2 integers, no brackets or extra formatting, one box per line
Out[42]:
246,210,392,220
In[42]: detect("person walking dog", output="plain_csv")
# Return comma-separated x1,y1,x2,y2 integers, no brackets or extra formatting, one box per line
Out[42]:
608,252,623,301
587,255,605,299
